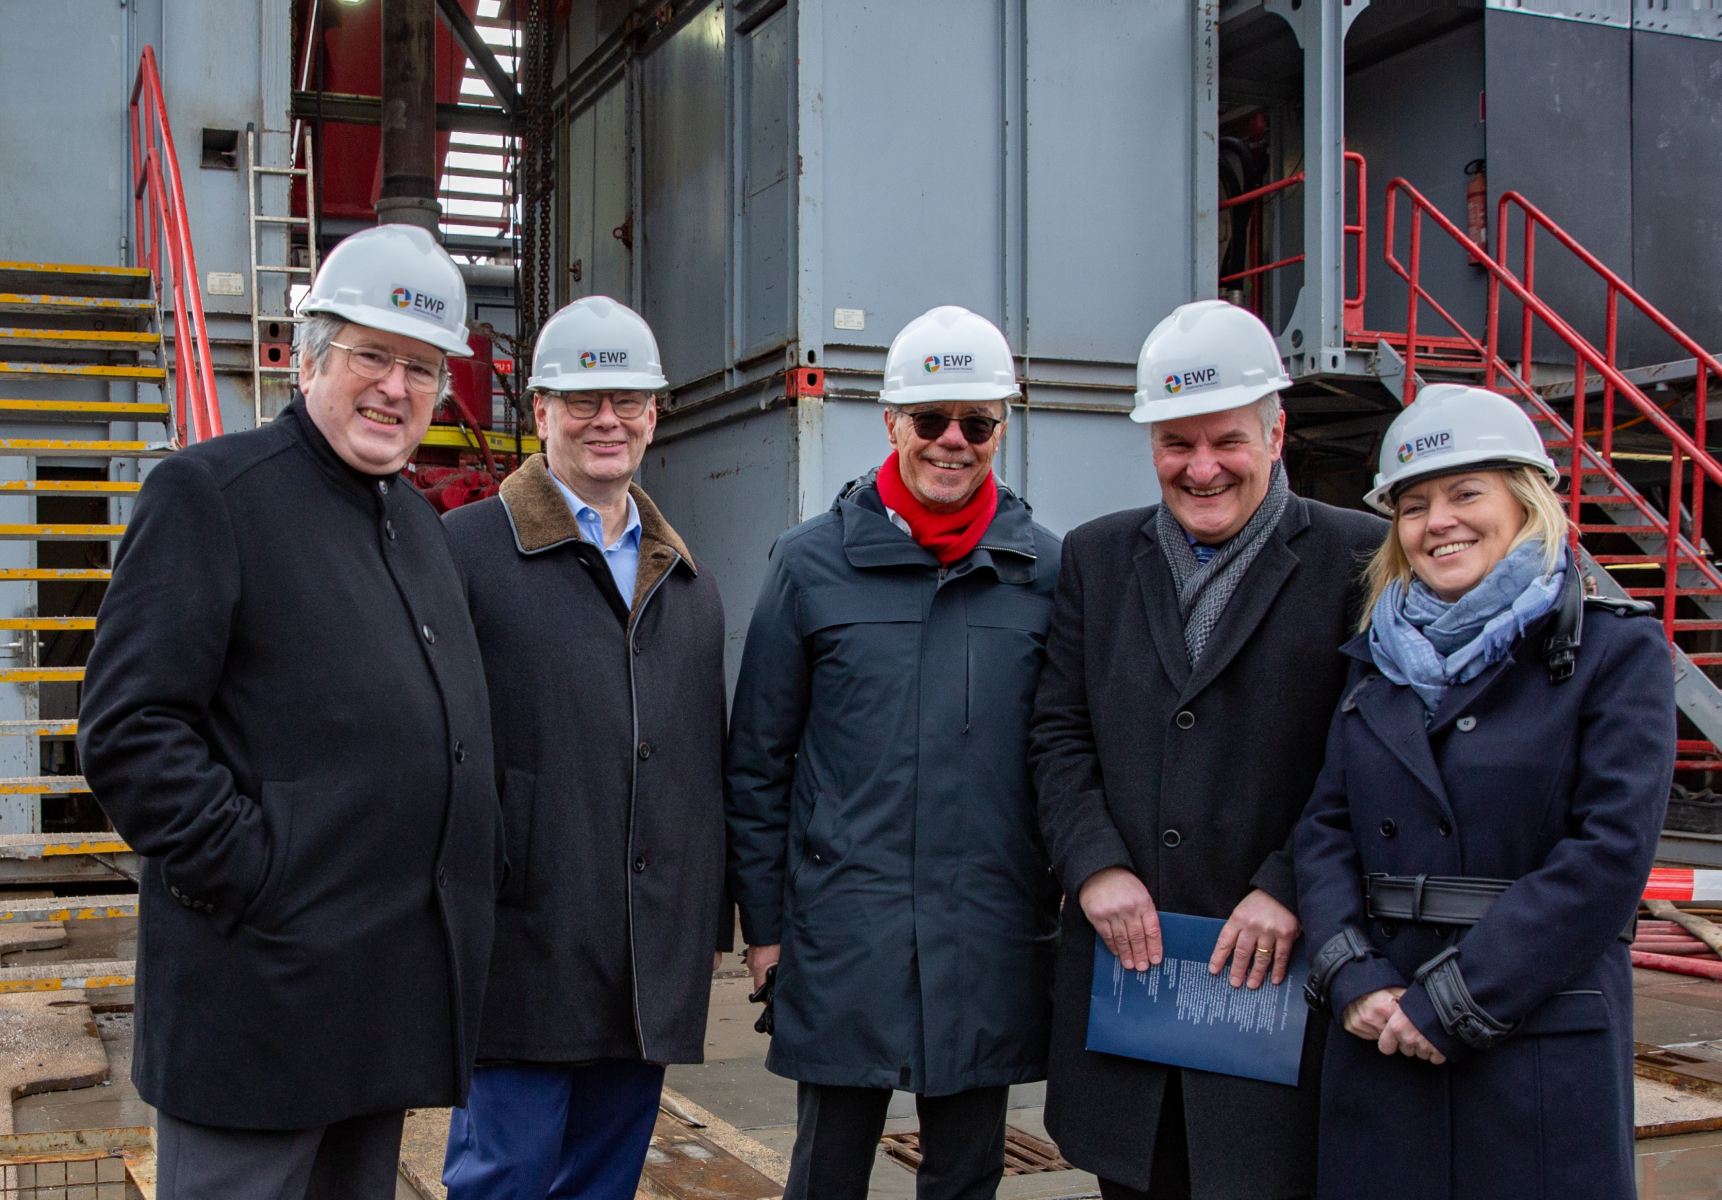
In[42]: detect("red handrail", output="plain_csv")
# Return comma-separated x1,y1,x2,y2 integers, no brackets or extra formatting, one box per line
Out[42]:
129,46,221,445
1384,176,1722,640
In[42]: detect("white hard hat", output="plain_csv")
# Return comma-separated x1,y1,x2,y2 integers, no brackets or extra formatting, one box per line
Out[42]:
527,295,669,392
1364,384,1558,514
880,306,1020,405
1130,299,1291,423
298,224,473,357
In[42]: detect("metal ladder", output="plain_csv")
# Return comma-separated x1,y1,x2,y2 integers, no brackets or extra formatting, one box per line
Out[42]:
245,126,318,427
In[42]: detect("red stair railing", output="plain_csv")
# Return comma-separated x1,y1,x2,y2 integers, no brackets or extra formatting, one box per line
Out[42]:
130,45,222,445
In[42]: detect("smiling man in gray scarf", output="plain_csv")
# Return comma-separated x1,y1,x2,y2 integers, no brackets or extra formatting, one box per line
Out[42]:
1028,300,1385,1199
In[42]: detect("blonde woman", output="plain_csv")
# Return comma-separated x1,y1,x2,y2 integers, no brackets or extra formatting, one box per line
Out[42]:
1293,384,1675,1199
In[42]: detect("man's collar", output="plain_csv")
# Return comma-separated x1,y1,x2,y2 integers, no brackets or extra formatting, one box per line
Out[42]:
552,473,641,546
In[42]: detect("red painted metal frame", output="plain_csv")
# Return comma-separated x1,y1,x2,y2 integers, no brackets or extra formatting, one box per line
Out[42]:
1216,151,1366,332
129,45,221,445
1383,178,1722,653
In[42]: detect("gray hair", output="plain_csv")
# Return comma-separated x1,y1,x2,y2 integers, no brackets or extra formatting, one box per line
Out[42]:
296,312,453,402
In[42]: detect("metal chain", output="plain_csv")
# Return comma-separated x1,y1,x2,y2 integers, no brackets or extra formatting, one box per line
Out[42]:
515,0,554,378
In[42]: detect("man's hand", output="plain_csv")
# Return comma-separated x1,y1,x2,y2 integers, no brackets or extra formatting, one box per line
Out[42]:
745,943,780,993
1079,867,1162,972
1379,1005,1447,1064
1342,987,1406,1040
1208,888,1302,989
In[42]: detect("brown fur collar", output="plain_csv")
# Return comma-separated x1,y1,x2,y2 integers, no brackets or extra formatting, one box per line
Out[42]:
499,453,696,610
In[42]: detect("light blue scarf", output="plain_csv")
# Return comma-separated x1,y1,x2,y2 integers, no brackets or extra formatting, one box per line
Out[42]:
1368,539,1567,713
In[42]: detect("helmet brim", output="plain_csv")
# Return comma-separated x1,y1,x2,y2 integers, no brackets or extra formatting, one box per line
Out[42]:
527,371,669,392
1364,454,1561,514
300,300,474,357
878,382,1021,404
1129,377,1288,424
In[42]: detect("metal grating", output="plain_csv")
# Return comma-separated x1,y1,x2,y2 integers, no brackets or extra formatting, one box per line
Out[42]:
879,1125,1073,1177
0,1155,130,1198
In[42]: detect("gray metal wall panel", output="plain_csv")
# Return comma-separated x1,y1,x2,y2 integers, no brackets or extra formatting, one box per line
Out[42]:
741,9,792,357
1629,28,1722,364
567,105,598,300
637,408,793,693
1025,0,1195,365
818,0,1006,346
565,82,632,305
0,1,131,263
641,4,728,386
1484,9,1632,361
1346,22,1487,344
818,398,893,502
1015,408,1159,536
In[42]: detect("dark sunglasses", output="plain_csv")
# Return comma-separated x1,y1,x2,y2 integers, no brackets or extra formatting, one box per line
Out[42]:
905,412,1003,445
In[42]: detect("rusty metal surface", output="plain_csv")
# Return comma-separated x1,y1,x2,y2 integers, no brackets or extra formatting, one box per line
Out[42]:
639,1115,782,1200
878,1125,1072,1177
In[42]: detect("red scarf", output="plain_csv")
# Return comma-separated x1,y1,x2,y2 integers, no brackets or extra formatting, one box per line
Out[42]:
875,452,999,564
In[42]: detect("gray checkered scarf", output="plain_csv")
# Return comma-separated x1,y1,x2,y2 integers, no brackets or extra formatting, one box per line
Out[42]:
1156,460,1291,665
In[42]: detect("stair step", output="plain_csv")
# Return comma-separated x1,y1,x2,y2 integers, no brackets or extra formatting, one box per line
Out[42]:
0,439,171,459
0,400,171,421
0,328,158,353
1685,653,1722,666
0,263,150,300
0,831,128,857
0,619,97,631
0,362,165,381
1676,620,1722,631
1628,587,1722,597
0,293,153,317
1593,555,1676,565
0,775,87,794
0,481,140,498
0,525,124,542
0,893,134,922
0,720,76,738
0,959,136,993
0,668,85,683
0,569,110,582
1579,524,1662,535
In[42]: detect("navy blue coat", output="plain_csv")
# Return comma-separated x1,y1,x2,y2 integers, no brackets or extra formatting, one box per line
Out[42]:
1293,590,1675,1200
726,475,1062,1096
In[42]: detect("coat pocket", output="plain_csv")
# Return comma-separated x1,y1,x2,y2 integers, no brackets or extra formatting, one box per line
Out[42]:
497,768,536,907
1518,988,1610,1036
240,780,297,931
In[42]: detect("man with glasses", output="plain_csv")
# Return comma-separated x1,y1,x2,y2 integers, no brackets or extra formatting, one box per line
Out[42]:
441,296,730,1200
727,306,1062,1200
79,224,502,1200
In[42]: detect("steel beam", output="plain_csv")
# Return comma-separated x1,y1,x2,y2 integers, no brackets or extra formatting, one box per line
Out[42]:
434,0,519,113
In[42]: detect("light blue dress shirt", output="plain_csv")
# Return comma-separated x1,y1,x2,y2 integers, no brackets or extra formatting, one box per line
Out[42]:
553,475,643,603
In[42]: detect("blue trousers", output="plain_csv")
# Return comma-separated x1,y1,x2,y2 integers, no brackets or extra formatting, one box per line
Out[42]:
443,1060,666,1200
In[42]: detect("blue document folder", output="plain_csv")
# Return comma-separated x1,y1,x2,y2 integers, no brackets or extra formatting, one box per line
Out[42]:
1085,912,1313,1086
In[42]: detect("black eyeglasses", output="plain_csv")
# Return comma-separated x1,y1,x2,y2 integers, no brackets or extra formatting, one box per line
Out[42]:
554,392,653,420
904,412,1003,445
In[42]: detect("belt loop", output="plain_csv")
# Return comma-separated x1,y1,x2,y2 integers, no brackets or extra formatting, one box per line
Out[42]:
1412,874,1427,923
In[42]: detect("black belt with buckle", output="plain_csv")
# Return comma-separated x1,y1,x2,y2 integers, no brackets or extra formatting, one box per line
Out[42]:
1363,873,1636,942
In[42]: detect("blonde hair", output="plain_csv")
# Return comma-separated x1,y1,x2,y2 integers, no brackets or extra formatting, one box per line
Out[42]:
1357,465,1569,631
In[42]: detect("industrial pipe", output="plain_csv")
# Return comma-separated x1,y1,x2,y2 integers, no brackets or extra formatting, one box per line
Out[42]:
376,0,441,234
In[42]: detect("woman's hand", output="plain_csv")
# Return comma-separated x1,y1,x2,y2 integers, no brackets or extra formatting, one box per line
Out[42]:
1079,867,1162,972
1379,1004,1447,1064
1342,987,1406,1040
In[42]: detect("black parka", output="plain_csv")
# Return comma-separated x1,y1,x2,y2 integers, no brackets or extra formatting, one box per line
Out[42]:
442,454,730,1065
1028,495,1385,1197
79,399,502,1130
1293,589,1675,1200
726,476,1062,1096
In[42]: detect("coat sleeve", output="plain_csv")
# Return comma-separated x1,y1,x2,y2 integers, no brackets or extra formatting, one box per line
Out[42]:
1028,531,1136,894
1397,616,1675,1061
77,454,263,935
1293,689,1408,1016
724,536,810,946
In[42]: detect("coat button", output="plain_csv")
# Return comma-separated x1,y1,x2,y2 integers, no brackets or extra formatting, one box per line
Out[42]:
422,625,436,644
1381,922,1399,939
1380,819,1397,838
633,641,642,656
169,885,181,899
1456,716,1477,732
638,741,652,760
453,740,467,763
812,853,823,864
1175,711,1196,730
385,520,396,541
1162,829,1181,848
1438,818,1452,837
437,867,448,889
378,480,390,495
633,856,647,873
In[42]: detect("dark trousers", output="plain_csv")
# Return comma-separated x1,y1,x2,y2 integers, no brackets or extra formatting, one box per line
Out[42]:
783,1083,1008,1200
442,1059,666,1200
1099,1069,1191,1200
155,1108,405,1200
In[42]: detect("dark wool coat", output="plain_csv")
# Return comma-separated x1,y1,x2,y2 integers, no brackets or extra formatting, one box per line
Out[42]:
79,399,502,1130
1293,590,1675,1200
1029,495,1386,1197
727,476,1063,1097
443,454,730,1065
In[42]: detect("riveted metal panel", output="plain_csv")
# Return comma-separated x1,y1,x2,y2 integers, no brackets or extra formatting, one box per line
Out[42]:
740,8,792,358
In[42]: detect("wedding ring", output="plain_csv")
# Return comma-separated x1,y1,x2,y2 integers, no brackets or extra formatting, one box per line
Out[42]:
1253,945,1273,957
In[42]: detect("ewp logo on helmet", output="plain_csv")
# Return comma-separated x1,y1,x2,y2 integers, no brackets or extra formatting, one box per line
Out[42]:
1400,430,1455,462
924,353,975,375
1163,365,1221,396
390,287,412,309
391,285,448,322
580,350,630,369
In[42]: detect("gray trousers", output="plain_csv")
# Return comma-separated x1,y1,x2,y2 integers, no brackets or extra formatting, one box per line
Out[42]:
156,1109,405,1200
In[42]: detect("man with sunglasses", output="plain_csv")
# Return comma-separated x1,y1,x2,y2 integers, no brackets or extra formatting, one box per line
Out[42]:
728,306,1062,1200
79,224,502,1200
441,296,730,1200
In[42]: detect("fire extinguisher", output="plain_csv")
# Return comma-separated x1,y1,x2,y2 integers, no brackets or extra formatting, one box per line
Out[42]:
1464,158,1487,263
